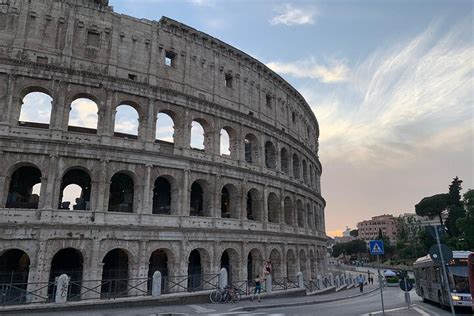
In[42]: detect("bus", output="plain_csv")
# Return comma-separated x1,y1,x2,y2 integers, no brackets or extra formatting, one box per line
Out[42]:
413,250,472,307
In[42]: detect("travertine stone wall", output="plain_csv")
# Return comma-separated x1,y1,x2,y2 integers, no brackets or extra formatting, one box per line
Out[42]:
0,0,327,300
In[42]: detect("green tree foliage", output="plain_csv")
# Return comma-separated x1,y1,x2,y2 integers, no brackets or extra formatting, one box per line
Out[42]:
350,229,359,237
415,193,449,226
331,239,367,258
457,189,474,250
445,177,465,237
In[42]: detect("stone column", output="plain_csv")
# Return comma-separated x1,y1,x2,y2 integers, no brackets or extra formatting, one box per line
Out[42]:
28,241,50,303
262,185,268,224
0,175,6,207
90,180,99,211
38,177,48,209
211,174,220,218
141,164,152,215
180,169,190,216
240,180,247,220
96,160,109,213
82,239,102,300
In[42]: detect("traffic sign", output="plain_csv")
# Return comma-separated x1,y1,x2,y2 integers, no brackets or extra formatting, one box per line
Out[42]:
399,278,413,292
369,240,384,255
426,225,446,238
429,244,453,263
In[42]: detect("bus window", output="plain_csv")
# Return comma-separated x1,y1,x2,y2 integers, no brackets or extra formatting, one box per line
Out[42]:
448,265,469,293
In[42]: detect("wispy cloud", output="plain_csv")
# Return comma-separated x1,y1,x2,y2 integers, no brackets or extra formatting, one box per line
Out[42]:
270,3,317,26
188,0,214,6
267,58,350,83
19,92,52,123
69,98,98,128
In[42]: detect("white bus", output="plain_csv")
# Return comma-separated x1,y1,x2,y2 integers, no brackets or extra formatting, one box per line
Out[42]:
413,250,472,307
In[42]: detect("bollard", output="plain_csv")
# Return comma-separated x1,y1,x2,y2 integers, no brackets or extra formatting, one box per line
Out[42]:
297,271,304,288
55,274,69,304
219,268,228,290
152,271,162,297
265,274,272,293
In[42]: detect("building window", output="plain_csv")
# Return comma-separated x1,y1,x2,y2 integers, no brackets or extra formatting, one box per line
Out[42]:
292,111,296,123
165,51,175,67
128,74,137,81
266,94,272,108
86,31,100,47
225,73,233,88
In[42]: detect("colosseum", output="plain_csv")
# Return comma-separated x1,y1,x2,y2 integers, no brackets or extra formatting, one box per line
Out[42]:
0,0,326,304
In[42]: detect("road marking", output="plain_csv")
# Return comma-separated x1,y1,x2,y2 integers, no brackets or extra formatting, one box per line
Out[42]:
411,304,440,316
412,306,431,316
187,304,216,313
361,306,408,315
361,304,441,316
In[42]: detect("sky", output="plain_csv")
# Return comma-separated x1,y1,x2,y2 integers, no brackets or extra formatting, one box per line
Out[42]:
22,0,473,235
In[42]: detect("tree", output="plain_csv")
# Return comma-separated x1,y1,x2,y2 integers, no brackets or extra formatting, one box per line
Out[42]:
331,239,367,258
415,193,449,226
445,177,465,237
457,189,474,249
350,229,359,237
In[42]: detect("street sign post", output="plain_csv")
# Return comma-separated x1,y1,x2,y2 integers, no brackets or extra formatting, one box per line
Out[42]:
369,240,385,315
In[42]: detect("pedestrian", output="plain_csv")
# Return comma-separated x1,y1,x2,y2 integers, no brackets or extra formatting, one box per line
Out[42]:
357,274,364,293
367,270,372,285
252,274,263,302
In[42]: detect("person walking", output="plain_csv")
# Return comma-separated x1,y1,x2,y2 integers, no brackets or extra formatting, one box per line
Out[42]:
367,270,372,285
252,274,263,302
357,274,365,293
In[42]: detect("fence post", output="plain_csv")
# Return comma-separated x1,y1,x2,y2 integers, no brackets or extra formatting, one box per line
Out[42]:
219,268,228,290
317,274,321,289
152,271,162,297
297,271,304,288
55,274,69,304
265,274,272,293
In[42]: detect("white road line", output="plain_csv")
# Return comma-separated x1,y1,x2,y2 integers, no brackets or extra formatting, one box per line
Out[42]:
187,304,216,313
411,304,440,316
412,306,431,316
360,306,408,315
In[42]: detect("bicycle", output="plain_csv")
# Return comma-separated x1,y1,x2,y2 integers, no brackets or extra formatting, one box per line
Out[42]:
209,285,241,303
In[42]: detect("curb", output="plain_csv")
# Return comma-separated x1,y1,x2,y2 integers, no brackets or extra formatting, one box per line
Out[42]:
237,286,381,312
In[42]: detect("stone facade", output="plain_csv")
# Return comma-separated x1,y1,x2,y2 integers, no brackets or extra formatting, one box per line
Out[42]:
0,0,326,301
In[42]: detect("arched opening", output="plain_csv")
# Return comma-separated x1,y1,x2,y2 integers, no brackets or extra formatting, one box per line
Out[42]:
221,186,230,218
264,141,277,169
299,250,307,277
307,203,314,230
247,249,263,282
108,172,134,213
286,250,296,277
18,91,52,128
152,177,171,215
68,98,98,134
280,148,289,174
187,249,202,291
114,104,139,139
220,129,230,156
190,180,209,217
190,121,205,150
148,249,169,294
0,249,30,304
244,134,259,164
269,249,282,279
302,160,308,184
292,154,300,179
267,192,280,223
221,184,238,219
310,250,316,280
297,200,305,228
6,166,41,209
101,249,129,298
246,189,262,221
155,112,174,143
58,168,91,210
310,165,315,188
48,248,83,300
284,197,294,226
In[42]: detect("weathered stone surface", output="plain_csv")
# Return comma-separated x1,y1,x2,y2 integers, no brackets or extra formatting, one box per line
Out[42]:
0,0,327,301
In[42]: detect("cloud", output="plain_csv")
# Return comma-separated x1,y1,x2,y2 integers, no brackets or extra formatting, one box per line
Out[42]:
69,98,98,128
188,0,214,6
270,3,317,26
267,58,350,83
19,92,52,123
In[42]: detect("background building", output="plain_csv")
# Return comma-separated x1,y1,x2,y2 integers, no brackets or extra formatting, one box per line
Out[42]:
357,214,398,244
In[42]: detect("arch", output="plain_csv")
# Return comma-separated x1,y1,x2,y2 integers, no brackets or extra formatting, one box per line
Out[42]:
264,141,277,169
307,203,314,230
297,199,305,228
190,180,210,217
269,249,282,279
220,126,237,157
68,97,99,133
6,165,42,209
247,248,263,282
220,248,239,284
18,91,52,127
156,111,175,143
286,249,297,277
190,120,205,150
244,133,259,164
187,248,211,291
309,250,316,280
292,154,300,179
148,248,175,294
302,160,308,184
219,128,230,155
299,249,307,276
267,192,280,223
0,249,30,304
114,104,139,138
101,248,129,298
280,148,289,174
246,188,262,221
108,172,134,213
152,176,173,215
284,196,294,226
221,184,239,219
58,168,92,210
310,165,315,188
48,248,83,300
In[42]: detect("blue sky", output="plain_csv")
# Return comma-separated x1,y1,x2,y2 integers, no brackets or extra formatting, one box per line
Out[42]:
23,0,473,236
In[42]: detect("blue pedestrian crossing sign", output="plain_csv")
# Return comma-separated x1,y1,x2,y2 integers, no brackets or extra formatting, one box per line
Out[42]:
369,240,384,255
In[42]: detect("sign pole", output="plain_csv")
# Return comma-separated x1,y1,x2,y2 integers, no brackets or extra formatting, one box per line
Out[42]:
404,276,410,309
378,254,385,315
434,227,455,316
